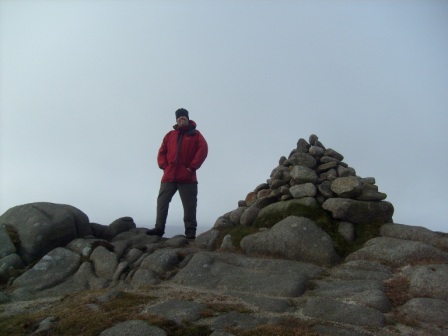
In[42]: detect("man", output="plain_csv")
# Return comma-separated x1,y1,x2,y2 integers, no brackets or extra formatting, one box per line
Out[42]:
147,108,208,239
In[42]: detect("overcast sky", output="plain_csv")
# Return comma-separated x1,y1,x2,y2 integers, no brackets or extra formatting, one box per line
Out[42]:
1,0,447,236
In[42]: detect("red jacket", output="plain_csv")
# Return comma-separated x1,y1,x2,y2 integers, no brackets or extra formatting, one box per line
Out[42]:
157,120,208,183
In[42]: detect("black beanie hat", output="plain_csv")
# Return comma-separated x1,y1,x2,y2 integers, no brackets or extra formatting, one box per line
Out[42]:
175,108,189,120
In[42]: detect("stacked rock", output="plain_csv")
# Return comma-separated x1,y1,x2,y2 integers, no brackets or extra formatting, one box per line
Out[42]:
216,134,394,232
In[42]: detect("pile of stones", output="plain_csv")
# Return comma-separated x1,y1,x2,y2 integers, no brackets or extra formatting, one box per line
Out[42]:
215,134,394,244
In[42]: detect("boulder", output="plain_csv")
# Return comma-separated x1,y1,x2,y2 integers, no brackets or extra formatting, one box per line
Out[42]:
90,246,119,279
240,206,260,226
12,247,81,291
254,197,317,228
241,216,339,266
346,237,448,267
0,202,91,263
302,297,385,328
405,264,448,300
0,224,16,258
139,249,179,274
100,320,166,336
289,183,316,198
143,300,205,323
331,176,363,198
397,298,448,325
381,223,448,252
102,217,136,240
322,198,394,224
290,165,318,184
0,253,25,279
172,251,323,297
195,229,220,250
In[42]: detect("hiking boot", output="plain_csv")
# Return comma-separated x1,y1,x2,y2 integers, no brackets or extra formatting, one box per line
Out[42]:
146,228,164,237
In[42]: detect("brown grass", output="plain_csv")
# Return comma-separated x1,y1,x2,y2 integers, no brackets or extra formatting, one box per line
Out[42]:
384,275,411,308
0,289,214,336
230,317,319,336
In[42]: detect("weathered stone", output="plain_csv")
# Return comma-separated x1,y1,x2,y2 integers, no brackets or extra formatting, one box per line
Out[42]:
356,189,387,201
0,224,16,258
252,195,278,209
245,192,257,207
346,237,448,267
124,248,144,265
66,238,106,257
130,269,160,288
309,134,319,145
317,180,334,198
322,198,394,224
330,260,393,281
90,223,108,239
0,253,25,278
213,216,234,229
302,297,385,327
289,183,316,198
12,247,81,291
172,251,322,297
208,312,268,331
296,138,310,153
279,156,287,165
237,200,246,207
352,289,391,313
381,223,448,252
163,235,188,248
331,176,363,198
102,217,136,240
229,291,292,313
240,206,260,226
311,279,384,297
255,197,318,228
318,161,338,172
309,145,325,156
398,298,448,325
337,165,356,177
90,246,119,279
320,155,340,164
143,300,205,323
72,261,106,290
99,320,167,336
319,168,338,181
405,264,448,300
290,165,318,184
140,249,179,274
0,202,91,263
195,229,220,250
257,188,271,199
229,207,247,225
362,177,376,184
338,221,355,243
254,183,269,193
270,179,287,189
289,153,317,168
241,216,339,265
324,148,344,161
220,234,235,251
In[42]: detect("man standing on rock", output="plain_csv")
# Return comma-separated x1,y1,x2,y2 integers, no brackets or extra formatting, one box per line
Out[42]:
147,108,208,239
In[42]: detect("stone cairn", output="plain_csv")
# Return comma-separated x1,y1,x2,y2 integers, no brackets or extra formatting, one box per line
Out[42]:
215,134,394,244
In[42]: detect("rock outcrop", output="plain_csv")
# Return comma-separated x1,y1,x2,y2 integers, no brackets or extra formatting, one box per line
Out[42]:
0,135,446,336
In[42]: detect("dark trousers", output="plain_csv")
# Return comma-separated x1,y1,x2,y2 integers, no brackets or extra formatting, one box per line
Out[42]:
155,182,198,235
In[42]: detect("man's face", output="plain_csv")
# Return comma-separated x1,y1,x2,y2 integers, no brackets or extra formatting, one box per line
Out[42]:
177,116,189,127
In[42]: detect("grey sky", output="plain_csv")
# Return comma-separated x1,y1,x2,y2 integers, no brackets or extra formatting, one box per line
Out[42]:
1,0,447,236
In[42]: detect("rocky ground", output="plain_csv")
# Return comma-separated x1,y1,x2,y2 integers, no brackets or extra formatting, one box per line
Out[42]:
1,135,447,335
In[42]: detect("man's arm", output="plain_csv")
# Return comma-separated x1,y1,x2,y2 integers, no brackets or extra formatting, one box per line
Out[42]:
189,131,208,171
